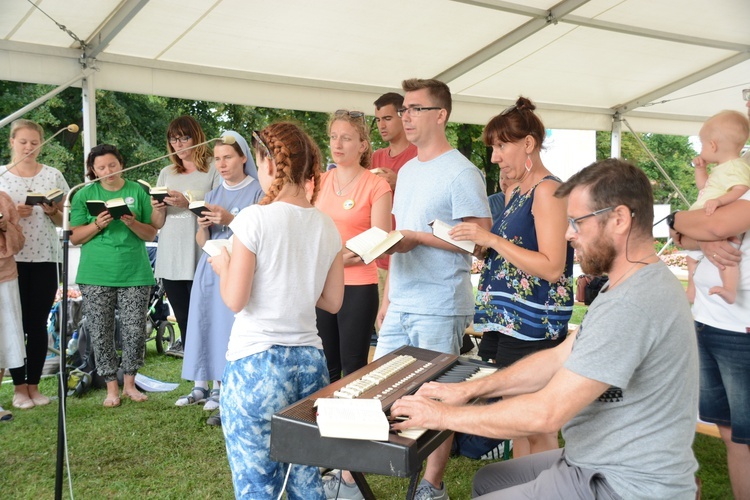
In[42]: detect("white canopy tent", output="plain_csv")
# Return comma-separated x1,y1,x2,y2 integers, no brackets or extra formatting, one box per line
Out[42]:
1,0,749,149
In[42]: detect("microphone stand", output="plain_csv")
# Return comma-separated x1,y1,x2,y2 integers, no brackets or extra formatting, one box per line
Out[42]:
54,135,234,500
0,124,79,178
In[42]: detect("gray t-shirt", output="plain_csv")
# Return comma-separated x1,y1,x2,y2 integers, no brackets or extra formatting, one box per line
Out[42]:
563,261,698,499
155,164,221,280
390,149,490,316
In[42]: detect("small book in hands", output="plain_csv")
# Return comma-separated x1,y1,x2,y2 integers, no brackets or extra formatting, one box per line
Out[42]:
202,237,233,258
346,227,404,265
25,188,65,206
136,180,169,203
189,200,209,217
429,219,475,254
86,198,132,219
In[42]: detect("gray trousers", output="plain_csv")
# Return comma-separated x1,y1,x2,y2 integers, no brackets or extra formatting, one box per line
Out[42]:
472,449,622,499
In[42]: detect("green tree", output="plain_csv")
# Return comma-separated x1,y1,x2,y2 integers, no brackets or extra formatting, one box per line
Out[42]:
596,131,698,210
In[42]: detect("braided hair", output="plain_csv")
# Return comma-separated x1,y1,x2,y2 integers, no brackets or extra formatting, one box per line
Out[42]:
256,122,322,205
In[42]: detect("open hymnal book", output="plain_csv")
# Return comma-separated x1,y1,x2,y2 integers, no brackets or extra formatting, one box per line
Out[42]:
25,188,65,206
86,198,132,219
315,398,389,441
189,200,209,217
428,219,475,254
346,227,403,265
202,237,233,258
136,180,169,203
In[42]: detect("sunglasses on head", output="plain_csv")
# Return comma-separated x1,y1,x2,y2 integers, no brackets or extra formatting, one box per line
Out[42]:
251,130,273,160
334,109,365,121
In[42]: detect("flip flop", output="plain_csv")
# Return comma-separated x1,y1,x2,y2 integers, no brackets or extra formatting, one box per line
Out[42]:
0,409,13,422
122,391,148,402
103,396,121,408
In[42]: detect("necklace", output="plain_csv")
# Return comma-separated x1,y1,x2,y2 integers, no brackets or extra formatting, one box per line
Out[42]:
334,169,362,196
16,162,41,192
607,254,658,290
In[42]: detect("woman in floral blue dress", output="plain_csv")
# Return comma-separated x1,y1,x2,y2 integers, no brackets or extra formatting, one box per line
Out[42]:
450,96,574,457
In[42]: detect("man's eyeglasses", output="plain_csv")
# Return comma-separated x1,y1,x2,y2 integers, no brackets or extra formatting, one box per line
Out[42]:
334,110,365,121
169,135,191,144
251,130,272,160
397,106,442,118
743,89,750,101
567,206,615,233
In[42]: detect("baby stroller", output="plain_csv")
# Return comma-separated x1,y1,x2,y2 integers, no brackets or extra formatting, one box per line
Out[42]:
144,278,176,354
144,237,176,353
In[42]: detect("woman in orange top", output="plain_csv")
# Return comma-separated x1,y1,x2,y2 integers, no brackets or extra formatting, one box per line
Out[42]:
315,110,392,383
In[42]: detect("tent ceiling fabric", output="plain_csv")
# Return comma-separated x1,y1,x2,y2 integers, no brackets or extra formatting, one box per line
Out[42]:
1,0,748,135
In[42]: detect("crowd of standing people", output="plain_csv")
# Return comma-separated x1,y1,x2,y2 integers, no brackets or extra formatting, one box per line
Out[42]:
1,81,749,500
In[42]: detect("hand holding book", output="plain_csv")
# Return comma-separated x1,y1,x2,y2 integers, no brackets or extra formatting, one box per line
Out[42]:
429,219,477,254
346,227,404,265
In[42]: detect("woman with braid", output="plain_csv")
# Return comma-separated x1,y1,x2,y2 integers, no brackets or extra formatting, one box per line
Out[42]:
209,122,344,499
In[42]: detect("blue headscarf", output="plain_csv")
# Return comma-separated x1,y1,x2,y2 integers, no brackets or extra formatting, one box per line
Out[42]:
220,130,258,180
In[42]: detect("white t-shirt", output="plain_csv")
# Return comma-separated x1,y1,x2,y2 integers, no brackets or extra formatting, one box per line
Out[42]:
0,165,69,263
226,202,341,361
692,190,750,332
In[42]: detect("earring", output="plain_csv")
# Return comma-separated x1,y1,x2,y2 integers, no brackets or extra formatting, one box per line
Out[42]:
525,155,533,172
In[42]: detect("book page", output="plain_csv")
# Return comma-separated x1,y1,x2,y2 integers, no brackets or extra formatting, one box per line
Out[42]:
429,219,475,253
346,227,403,265
203,237,233,257
315,398,389,441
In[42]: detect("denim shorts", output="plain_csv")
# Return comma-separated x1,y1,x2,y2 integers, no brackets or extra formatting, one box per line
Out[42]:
695,321,750,444
374,311,471,359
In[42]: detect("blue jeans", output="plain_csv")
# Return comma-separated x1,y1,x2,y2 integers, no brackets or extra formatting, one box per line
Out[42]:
221,346,329,499
696,321,750,444
374,311,471,359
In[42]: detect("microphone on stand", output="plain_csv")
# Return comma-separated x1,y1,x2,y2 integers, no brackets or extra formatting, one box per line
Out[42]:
0,124,79,178
61,134,236,231
54,133,235,500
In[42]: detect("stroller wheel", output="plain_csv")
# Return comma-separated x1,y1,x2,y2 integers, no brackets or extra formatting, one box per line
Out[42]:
155,322,176,354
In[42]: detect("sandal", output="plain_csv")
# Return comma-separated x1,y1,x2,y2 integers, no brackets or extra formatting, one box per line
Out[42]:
0,407,13,422
203,389,220,411
122,390,148,403
103,396,121,408
174,386,209,407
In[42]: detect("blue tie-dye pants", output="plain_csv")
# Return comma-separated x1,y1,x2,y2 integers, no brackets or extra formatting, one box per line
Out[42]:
222,345,329,499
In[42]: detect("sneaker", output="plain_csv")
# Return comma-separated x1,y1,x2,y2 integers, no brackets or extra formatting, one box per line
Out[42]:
414,479,449,500
323,471,364,500
203,389,220,411
166,339,184,358
206,410,222,427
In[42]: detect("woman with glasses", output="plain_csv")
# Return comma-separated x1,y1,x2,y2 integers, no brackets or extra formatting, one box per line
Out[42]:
315,110,392,384
450,96,574,457
150,116,221,356
0,119,69,410
177,131,263,425
70,144,157,407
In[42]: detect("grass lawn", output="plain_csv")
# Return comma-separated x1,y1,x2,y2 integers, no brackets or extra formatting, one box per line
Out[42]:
1,336,732,499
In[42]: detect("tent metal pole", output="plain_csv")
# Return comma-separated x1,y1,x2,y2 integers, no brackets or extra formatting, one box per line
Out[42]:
622,118,691,208
610,112,622,158
81,74,97,163
0,70,92,129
